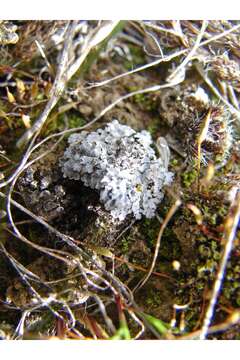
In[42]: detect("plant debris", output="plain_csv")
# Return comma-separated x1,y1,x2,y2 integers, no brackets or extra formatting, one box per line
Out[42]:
0,20,240,340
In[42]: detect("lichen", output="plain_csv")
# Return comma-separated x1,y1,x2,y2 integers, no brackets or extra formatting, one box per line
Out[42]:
0,21,19,45
60,120,173,221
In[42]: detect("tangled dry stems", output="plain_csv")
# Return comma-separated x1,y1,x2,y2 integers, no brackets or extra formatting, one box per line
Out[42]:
0,20,240,339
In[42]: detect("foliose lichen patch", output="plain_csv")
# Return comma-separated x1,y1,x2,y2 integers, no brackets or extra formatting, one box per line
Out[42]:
60,120,173,221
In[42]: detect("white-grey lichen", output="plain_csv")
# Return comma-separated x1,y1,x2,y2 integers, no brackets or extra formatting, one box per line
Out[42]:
60,120,173,221
0,21,18,45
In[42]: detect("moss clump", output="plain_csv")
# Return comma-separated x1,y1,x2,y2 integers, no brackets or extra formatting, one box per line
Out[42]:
145,288,162,308
222,256,240,307
147,118,161,136
125,85,159,113
120,236,132,254
23,311,56,338
170,158,179,167
123,44,146,70
67,114,85,128
45,111,86,135
140,217,160,248
181,168,198,188
133,93,158,112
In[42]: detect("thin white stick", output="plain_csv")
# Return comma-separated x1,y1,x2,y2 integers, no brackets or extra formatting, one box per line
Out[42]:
133,198,181,292
86,22,240,89
196,62,240,117
17,21,121,148
16,21,77,148
167,20,208,83
199,191,240,340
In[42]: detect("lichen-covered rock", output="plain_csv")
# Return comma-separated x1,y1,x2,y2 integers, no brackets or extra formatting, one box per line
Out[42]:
60,120,173,221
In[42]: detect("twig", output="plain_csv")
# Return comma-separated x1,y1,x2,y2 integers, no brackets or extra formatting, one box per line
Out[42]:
93,295,116,335
16,21,77,148
17,21,121,148
199,191,240,339
86,47,188,89
66,21,121,80
167,20,208,83
141,21,187,41
180,310,240,339
128,310,145,339
196,62,240,118
133,198,181,292
86,22,240,90
35,40,54,75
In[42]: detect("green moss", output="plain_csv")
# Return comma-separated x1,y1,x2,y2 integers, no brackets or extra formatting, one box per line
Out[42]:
23,311,55,337
140,217,159,247
181,168,198,188
120,236,131,254
47,111,86,134
64,113,86,129
145,288,162,308
236,291,240,306
170,158,179,166
198,244,212,258
123,44,146,70
147,118,160,136
125,84,158,113
133,93,158,112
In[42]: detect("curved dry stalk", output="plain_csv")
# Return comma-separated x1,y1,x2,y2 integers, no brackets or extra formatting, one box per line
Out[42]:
66,21,121,80
82,78,184,130
86,47,188,89
0,190,81,257
227,84,240,110
0,131,40,189
199,191,240,340
143,29,164,58
180,310,240,340
86,22,240,90
196,62,240,118
0,242,65,324
167,20,208,83
1,188,133,303
93,295,116,335
17,21,121,148
16,21,76,148
0,242,46,283
133,198,182,292
141,21,187,41
4,170,81,267
128,310,145,339
4,135,72,263
197,108,212,175
13,310,30,339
